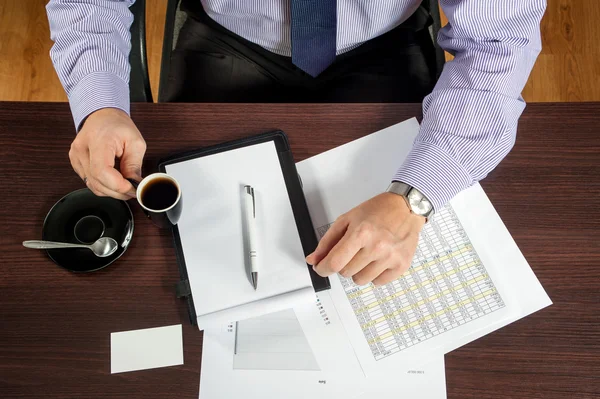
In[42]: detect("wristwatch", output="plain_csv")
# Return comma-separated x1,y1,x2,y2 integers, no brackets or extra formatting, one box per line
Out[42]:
386,181,434,221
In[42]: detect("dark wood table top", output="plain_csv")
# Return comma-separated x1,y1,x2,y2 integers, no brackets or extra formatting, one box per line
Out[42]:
0,102,599,399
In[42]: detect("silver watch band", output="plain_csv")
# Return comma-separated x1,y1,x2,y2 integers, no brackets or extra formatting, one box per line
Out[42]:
386,181,434,220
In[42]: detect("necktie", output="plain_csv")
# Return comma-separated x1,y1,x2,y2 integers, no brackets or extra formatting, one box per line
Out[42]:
290,0,337,77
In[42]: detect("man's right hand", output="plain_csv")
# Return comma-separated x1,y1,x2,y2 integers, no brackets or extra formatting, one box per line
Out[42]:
69,108,146,200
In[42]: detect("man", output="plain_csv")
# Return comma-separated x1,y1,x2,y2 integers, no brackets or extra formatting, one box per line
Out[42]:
46,0,546,286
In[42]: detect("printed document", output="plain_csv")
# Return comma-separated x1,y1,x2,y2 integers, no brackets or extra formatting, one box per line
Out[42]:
199,293,446,399
295,118,552,376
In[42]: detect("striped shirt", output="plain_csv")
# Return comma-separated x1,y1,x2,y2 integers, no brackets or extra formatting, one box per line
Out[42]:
46,0,546,211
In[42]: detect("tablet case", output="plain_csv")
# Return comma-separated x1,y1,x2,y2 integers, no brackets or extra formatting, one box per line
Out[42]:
159,131,331,325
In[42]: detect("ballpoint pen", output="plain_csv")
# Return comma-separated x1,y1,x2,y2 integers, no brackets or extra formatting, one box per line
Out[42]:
244,185,258,290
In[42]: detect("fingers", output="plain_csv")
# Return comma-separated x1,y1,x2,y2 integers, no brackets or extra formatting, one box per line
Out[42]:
339,248,372,278
314,220,382,277
372,267,407,286
352,260,389,286
70,152,86,181
74,146,133,200
85,176,133,201
307,193,423,286
89,144,136,198
306,217,349,266
69,108,144,200
313,228,363,277
120,138,146,182
69,139,87,179
339,242,410,285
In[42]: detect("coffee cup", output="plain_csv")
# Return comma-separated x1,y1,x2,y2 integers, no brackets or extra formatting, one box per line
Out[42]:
131,173,183,228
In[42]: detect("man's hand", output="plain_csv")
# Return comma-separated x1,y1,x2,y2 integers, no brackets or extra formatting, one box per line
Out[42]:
69,108,146,200
306,193,425,286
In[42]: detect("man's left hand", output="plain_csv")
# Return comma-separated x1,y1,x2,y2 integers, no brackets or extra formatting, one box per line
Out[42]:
306,193,425,286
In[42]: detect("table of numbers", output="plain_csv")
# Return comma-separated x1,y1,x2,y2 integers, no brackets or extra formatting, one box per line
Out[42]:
317,205,506,361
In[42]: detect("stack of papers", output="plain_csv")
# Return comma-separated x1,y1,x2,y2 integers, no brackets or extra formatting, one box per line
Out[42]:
198,118,552,398
201,302,447,398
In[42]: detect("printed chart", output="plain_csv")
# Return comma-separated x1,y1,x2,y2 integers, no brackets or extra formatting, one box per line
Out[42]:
317,205,506,361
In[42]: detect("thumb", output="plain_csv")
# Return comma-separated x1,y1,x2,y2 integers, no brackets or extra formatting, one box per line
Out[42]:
120,139,146,182
306,218,348,266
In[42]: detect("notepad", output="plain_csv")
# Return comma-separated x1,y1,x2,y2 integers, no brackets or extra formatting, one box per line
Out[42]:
165,141,315,329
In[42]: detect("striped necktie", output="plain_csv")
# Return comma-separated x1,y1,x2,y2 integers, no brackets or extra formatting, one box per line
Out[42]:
290,0,337,77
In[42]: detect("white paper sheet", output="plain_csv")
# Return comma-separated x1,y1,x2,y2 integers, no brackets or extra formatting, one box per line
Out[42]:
295,118,552,376
199,293,446,399
233,308,319,371
165,141,314,329
110,324,183,374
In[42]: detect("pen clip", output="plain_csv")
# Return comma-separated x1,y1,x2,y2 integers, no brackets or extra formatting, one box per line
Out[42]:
245,185,255,218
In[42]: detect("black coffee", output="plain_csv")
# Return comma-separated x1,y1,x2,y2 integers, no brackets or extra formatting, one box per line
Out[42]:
141,177,179,210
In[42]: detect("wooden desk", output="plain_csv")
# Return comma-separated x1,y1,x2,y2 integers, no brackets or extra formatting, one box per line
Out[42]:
0,102,599,398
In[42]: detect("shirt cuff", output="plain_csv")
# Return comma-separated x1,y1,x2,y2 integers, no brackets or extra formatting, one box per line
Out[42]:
68,72,130,131
393,140,474,211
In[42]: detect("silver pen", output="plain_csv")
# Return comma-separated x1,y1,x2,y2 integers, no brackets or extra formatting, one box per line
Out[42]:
244,185,258,290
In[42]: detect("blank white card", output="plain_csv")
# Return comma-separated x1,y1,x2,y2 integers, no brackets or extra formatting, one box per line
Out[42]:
111,324,184,374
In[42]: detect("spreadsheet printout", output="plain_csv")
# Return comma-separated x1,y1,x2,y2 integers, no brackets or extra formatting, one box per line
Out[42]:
317,204,505,362
296,118,552,376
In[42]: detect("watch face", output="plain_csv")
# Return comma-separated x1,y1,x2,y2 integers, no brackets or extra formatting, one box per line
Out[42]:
408,189,432,215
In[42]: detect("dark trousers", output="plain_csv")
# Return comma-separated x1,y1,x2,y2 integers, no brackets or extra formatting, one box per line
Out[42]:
165,2,437,103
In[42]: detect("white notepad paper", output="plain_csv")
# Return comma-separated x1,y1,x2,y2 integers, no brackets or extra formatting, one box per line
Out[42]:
165,141,314,330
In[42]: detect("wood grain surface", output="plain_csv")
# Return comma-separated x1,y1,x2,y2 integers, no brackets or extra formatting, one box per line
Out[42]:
146,0,169,100
440,0,600,102
0,0,67,101
0,102,599,398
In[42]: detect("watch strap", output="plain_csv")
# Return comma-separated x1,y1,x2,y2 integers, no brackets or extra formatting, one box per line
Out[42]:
386,181,434,220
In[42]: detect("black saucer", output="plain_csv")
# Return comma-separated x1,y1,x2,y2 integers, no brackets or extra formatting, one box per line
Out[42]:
42,188,134,272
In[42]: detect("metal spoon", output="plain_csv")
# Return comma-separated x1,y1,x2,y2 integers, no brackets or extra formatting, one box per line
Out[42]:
22,237,119,258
